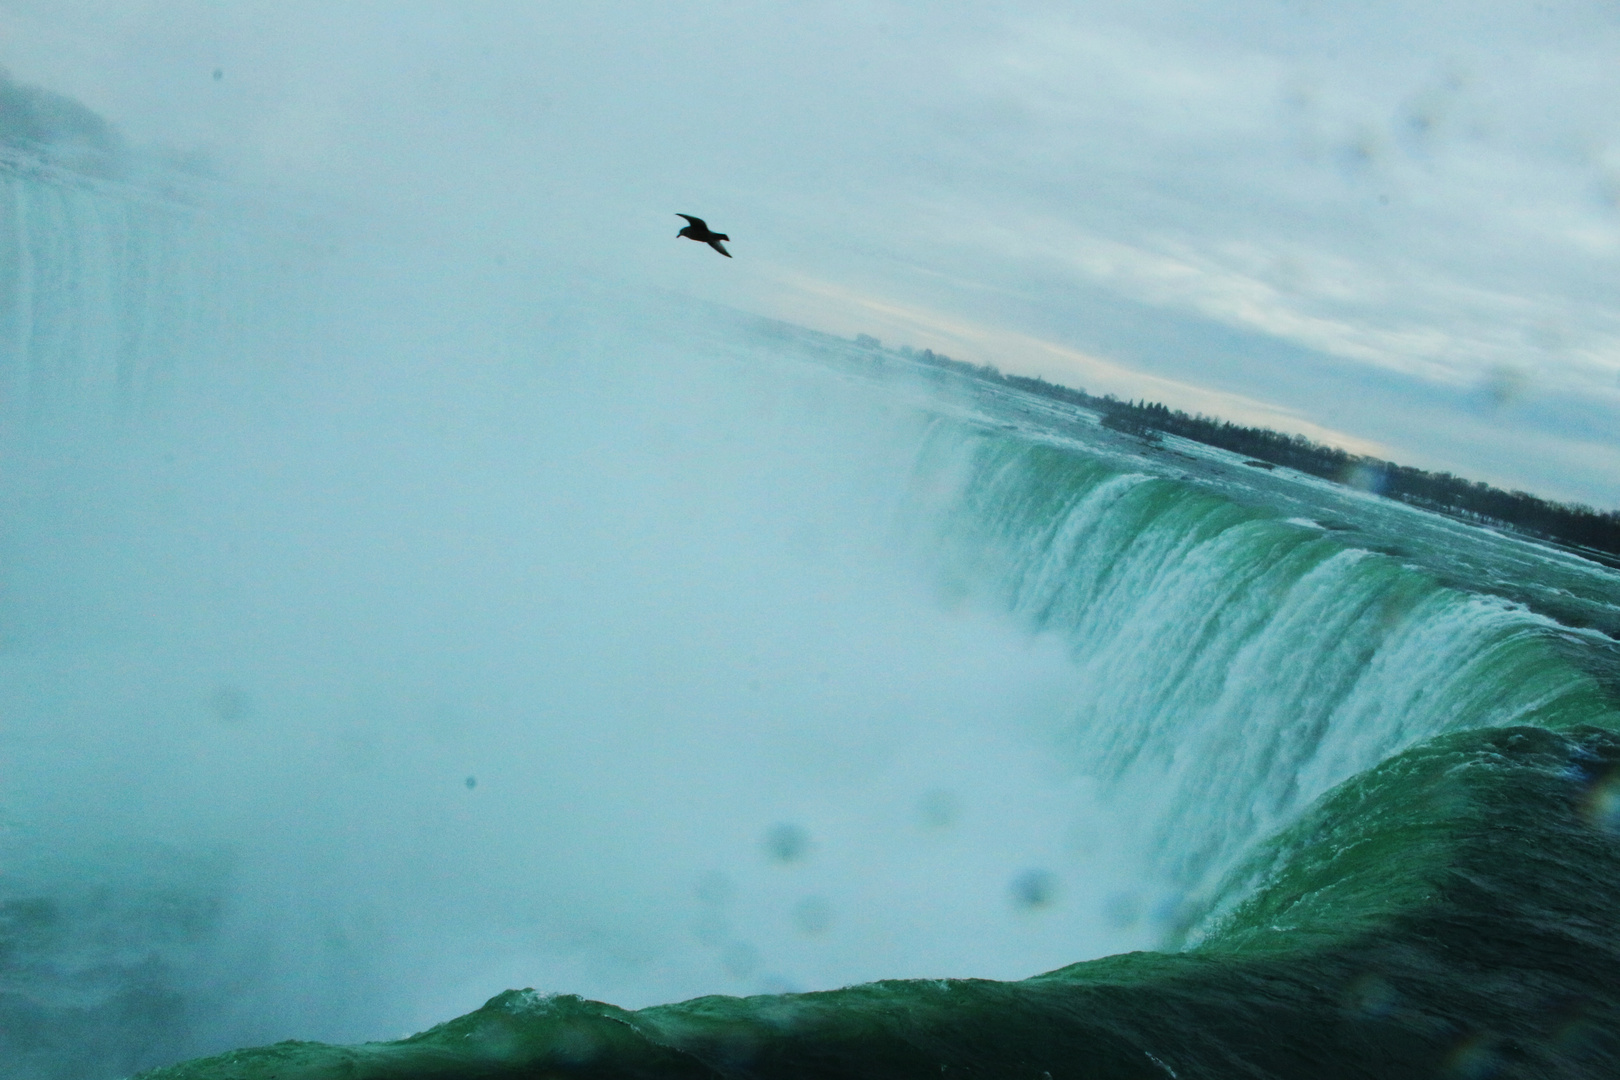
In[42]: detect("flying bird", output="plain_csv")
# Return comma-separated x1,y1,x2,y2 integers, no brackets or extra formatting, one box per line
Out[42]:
677,214,731,258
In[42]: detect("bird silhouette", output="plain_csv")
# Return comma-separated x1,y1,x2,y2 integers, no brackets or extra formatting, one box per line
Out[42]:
677,214,731,258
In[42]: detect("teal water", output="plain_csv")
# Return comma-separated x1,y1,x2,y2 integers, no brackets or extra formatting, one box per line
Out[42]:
128,425,1620,1080
922,430,1616,903
137,725,1620,1079
3,154,1618,1080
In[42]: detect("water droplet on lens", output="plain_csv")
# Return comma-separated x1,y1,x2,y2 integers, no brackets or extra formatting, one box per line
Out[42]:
210,685,250,723
1011,868,1058,909
1481,364,1527,408
692,911,728,946
793,896,833,936
722,941,758,977
464,775,477,789
763,823,810,863
1444,1031,1503,1080
1341,972,1397,1018
918,790,958,829
1583,773,1620,832
695,870,734,905
1104,891,1142,928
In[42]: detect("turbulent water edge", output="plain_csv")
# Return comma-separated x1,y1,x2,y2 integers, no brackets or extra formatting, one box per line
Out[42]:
136,724,1620,1078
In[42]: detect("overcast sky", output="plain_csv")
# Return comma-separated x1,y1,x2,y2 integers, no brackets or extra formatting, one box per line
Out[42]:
5,1,1619,505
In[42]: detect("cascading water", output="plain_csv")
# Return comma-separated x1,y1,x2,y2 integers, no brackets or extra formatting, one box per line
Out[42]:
910,433,1614,922
0,157,288,419
1,153,1166,1074
4,138,1618,1080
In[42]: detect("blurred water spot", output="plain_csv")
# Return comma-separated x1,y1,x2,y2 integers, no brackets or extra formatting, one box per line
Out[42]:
1444,1031,1503,1079
1339,462,1389,495
1481,365,1528,409
792,896,833,936
1010,868,1058,910
1581,771,1620,833
696,870,734,905
1149,893,1193,936
763,823,811,863
339,733,379,773
1550,999,1603,1054
1104,891,1142,929
1597,171,1620,210
208,684,251,723
1405,103,1440,141
1339,128,1384,174
1063,820,1095,856
1340,971,1398,1019
464,775,477,789
1527,321,1567,351
552,1025,601,1067
721,941,758,978
1268,256,1309,294
917,789,959,830
692,910,729,947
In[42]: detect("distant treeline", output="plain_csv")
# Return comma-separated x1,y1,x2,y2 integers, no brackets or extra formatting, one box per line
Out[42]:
879,340,1620,561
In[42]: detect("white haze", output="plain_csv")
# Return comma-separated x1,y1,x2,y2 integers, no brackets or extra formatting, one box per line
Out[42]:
3,3,1616,1073
3,1,1618,504
1,212,1165,1061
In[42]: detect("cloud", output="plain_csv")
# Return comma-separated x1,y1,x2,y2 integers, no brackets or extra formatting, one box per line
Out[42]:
770,273,1395,457
2,0,1618,504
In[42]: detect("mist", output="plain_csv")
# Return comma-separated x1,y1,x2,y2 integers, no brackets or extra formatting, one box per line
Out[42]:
6,1,1619,503
1,188,1171,1071
6,6,1618,1077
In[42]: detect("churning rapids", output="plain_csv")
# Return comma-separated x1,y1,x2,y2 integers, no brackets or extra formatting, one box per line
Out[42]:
4,150,1620,1080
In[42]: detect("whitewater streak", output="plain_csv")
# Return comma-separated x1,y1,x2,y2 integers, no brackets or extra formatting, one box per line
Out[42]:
4,156,244,416
908,430,1611,924
3,153,1617,1079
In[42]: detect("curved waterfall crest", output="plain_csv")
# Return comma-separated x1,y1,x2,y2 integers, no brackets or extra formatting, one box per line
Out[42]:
912,430,1614,914
3,150,1618,1080
2,153,321,425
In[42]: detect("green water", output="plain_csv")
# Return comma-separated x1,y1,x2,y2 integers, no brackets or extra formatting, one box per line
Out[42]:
138,722,1620,1078
134,408,1620,1080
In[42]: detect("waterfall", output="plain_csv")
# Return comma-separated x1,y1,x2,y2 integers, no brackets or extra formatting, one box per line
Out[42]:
910,432,1612,918
3,155,1617,1080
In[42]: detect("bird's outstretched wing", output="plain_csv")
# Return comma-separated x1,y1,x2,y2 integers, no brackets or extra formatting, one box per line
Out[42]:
708,239,732,258
677,213,706,229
